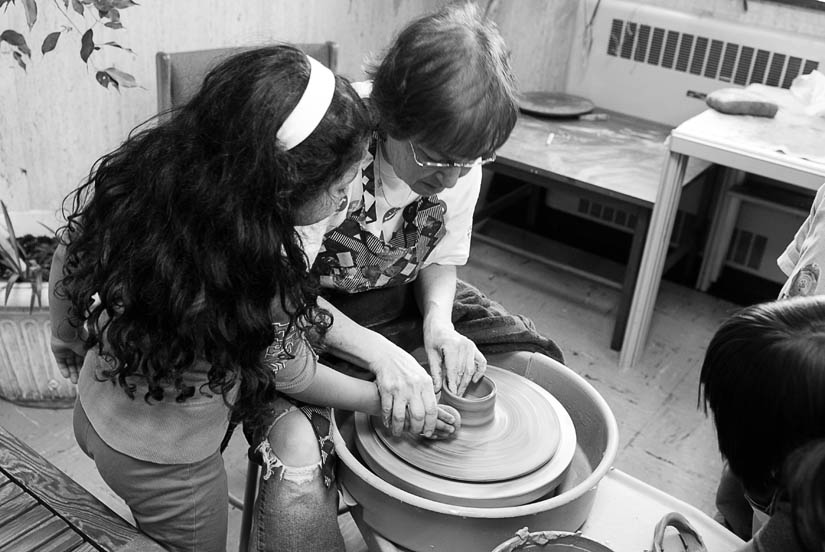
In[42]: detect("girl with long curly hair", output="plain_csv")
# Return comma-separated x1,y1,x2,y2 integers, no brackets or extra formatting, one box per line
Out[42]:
48,45,457,552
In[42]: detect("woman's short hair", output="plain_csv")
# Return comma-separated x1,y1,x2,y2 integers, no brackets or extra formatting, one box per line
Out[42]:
368,2,518,160
699,296,825,493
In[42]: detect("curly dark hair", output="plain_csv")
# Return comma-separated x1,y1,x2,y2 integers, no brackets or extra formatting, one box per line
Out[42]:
58,45,371,421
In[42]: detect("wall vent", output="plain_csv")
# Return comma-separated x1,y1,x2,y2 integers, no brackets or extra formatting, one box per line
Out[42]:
607,18,819,89
578,197,638,231
726,228,768,271
577,197,695,248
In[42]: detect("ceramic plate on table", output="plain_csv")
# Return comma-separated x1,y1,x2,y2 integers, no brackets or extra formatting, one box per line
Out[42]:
517,91,595,117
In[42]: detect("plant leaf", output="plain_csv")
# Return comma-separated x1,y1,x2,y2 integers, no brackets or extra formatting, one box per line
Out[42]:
12,50,26,70
1,29,31,57
41,31,61,54
0,0,16,11
102,66,137,88
38,222,56,236
110,0,137,8
0,201,23,270
95,70,113,88
101,41,133,54
22,0,36,29
71,0,84,15
80,28,93,62
31,270,43,311
104,21,122,29
63,0,69,7
4,273,20,305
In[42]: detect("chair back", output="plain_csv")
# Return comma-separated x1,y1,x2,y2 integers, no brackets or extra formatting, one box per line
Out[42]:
155,41,339,115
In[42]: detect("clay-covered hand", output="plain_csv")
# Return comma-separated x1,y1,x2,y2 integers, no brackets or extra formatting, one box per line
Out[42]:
50,336,85,384
423,404,462,440
369,343,439,438
423,321,486,397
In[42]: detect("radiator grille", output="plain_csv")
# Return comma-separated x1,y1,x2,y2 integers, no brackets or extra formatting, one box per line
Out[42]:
607,18,820,89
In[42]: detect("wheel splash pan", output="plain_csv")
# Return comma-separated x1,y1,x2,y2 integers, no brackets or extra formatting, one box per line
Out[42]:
332,358,619,552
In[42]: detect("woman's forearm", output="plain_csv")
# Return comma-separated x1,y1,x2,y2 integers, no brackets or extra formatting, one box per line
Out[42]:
315,295,394,371
415,263,457,330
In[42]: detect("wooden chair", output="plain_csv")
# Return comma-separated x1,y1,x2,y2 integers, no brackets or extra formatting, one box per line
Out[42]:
154,41,339,552
156,41,339,115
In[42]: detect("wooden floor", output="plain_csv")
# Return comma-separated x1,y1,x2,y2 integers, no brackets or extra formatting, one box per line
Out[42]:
0,234,740,551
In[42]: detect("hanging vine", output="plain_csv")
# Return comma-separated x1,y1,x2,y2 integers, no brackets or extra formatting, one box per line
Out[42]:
0,0,139,89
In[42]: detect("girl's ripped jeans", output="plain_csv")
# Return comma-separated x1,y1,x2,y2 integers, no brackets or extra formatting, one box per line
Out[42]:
243,396,345,552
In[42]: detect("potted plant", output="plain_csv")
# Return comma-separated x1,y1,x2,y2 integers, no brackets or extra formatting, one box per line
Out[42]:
0,201,75,408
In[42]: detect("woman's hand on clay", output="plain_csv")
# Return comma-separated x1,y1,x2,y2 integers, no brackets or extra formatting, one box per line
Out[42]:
51,336,85,384
369,344,439,438
423,321,486,397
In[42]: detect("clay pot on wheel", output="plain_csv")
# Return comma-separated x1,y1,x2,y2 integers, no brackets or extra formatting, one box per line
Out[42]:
332,356,619,552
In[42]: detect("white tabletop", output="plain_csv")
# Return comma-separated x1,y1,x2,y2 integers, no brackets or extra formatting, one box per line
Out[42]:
671,84,825,189
580,469,744,551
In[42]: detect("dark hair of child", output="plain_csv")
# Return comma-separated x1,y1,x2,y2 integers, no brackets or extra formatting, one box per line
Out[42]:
57,45,372,423
699,296,825,498
782,438,825,552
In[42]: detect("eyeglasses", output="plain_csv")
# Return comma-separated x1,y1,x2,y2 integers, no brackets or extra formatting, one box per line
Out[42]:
408,141,496,169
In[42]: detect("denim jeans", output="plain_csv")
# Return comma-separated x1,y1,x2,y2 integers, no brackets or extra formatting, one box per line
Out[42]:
246,397,345,552
74,402,229,552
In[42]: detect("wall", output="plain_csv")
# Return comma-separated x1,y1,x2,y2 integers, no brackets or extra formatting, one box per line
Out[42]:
2,0,822,216
0,0,578,217
644,0,825,35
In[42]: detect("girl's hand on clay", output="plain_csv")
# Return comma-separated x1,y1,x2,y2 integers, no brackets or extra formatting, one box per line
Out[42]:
422,404,461,440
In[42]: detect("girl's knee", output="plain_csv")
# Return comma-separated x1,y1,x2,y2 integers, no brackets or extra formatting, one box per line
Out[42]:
256,410,322,483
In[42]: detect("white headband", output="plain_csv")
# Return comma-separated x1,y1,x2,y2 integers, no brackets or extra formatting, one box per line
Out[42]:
276,56,336,151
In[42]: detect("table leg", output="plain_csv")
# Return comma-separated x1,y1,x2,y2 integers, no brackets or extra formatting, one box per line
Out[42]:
695,168,745,292
611,208,651,351
619,150,688,369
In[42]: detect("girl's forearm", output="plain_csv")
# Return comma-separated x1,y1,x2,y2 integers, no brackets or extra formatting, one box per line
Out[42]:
286,363,381,416
49,243,80,343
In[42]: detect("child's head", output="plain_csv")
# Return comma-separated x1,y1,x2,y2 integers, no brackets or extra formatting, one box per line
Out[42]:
368,2,518,161
61,44,370,401
700,296,825,500
782,439,825,552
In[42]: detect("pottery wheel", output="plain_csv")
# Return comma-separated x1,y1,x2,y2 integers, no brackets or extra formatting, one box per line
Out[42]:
517,91,594,117
373,367,561,482
353,366,578,507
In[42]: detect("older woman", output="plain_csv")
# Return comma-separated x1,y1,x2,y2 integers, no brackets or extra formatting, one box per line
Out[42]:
252,4,563,551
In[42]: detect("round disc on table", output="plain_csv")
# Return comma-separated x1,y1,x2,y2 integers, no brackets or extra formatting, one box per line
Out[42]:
373,366,561,482
517,91,594,117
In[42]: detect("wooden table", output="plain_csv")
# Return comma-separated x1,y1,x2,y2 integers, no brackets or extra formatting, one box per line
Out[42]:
0,424,164,552
480,110,709,349
619,85,825,369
